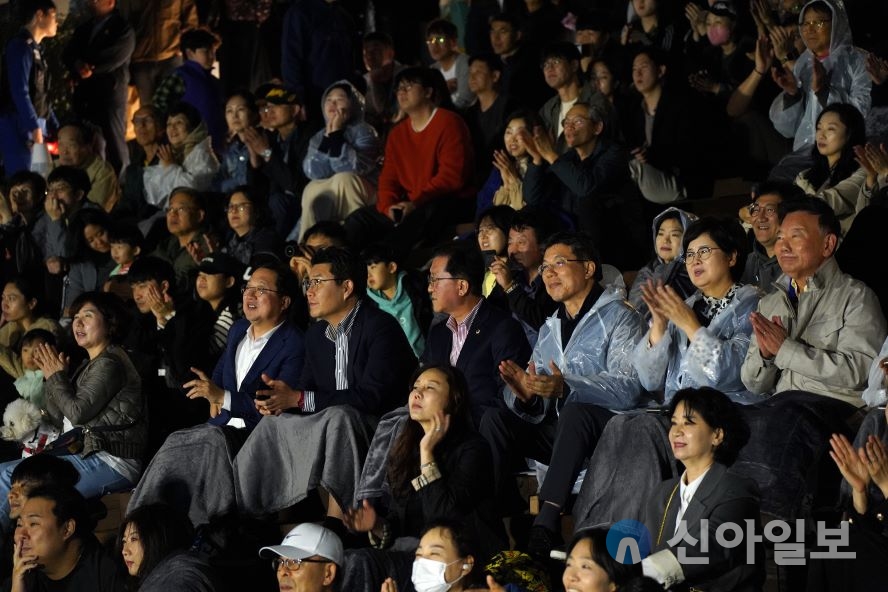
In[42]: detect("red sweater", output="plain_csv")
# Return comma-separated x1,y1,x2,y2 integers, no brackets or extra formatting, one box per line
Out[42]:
376,108,474,214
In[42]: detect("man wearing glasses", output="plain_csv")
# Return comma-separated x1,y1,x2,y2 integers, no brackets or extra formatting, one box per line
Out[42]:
151,187,208,293
427,19,475,109
260,523,342,592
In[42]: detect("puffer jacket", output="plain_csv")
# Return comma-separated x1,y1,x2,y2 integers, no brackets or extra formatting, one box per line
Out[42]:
44,345,146,460
634,284,764,405
504,287,647,423
769,0,871,152
741,257,887,407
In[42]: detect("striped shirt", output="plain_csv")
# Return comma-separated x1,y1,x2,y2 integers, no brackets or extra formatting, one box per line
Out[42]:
446,298,483,366
303,300,362,412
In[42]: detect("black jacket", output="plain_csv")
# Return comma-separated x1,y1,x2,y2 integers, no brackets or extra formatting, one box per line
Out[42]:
64,9,135,106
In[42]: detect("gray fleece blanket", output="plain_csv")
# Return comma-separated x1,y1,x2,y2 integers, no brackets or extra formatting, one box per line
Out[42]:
353,406,409,505
128,424,247,528
234,406,377,514
573,412,680,529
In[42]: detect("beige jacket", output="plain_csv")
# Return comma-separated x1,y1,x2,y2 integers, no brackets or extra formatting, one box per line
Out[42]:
741,257,887,407
794,167,870,234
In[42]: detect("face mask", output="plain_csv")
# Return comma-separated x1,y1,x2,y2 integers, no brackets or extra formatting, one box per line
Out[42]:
707,24,731,46
411,557,466,592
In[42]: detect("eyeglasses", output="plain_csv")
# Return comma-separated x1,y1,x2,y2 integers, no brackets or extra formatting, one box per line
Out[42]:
538,258,588,275
165,206,195,215
561,116,592,129
800,19,830,30
396,83,417,93
226,203,252,213
302,278,341,291
748,204,778,217
271,557,331,572
542,58,564,69
242,285,282,297
684,247,722,264
428,275,461,286
426,36,448,45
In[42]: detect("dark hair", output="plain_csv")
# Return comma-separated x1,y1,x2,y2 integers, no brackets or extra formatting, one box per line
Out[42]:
10,455,79,488
622,576,669,592
302,221,349,248
668,387,750,466
387,365,471,497
19,0,56,23
805,103,866,189
117,504,195,580
503,108,544,136
74,209,112,256
108,223,144,251
25,485,92,540
361,242,399,267
58,120,96,147
226,90,258,114
777,195,842,240
3,275,41,307
489,11,521,31
540,41,581,66
20,328,57,349
571,101,607,125
128,256,176,288
567,528,641,586
510,207,558,244
419,519,485,588
363,31,394,47
7,171,47,207
427,18,458,39
432,243,485,297
682,217,748,282
395,67,454,109
47,166,92,195
310,246,367,297
802,1,831,18
467,53,504,75
169,187,206,212
632,46,668,77
180,27,220,53
226,185,272,230
167,102,203,131
134,104,165,127
752,180,805,202
477,205,515,255
543,231,603,281
70,291,125,342
251,261,299,300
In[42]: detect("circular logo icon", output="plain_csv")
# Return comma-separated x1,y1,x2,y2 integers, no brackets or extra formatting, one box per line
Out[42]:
606,519,652,564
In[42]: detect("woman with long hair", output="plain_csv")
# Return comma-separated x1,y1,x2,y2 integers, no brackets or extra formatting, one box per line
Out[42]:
216,91,260,194
0,276,63,379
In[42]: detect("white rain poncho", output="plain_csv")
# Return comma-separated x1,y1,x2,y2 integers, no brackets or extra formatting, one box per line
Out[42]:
504,287,648,423
769,0,871,152
633,283,766,405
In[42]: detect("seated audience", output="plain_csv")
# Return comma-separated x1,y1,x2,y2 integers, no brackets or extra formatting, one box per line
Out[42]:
151,188,208,293
42,166,96,275
475,205,514,301
215,91,260,194
288,221,351,287
0,172,50,286
56,121,120,213
0,277,62,369
739,181,804,292
575,11,624,76
0,292,146,531
62,210,116,316
621,0,678,56
9,486,126,590
361,32,407,135
642,387,763,590
340,365,503,591
194,254,244,362
427,19,475,110
628,207,697,322
143,102,220,214
118,503,215,591
488,12,553,110
476,109,542,214
120,106,166,220
300,81,382,241
422,243,531,424
221,185,281,266
259,523,343,592
390,519,484,592
7,329,54,408
563,528,644,592
107,223,143,279
464,53,517,183
481,231,645,556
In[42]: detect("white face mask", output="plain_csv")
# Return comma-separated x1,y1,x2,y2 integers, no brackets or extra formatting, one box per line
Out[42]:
411,557,466,592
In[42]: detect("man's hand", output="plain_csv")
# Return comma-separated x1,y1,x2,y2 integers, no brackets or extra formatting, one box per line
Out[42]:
144,282,174,324
157,144,175,167
489,256,514,290
387,201,416,223
254,373,303,415
525,361,565,399
532,125,558,165
811,58,827,94
749,312,787,359
499,359,535,402
183,367,225,416
44,193,63,221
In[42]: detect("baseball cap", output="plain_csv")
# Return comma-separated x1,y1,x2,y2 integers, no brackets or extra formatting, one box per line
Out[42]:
709,1,737,18
259,523,344,566
264,85,303,106
197,253,245,278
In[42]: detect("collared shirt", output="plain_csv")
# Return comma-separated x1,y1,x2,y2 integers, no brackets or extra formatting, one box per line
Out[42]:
222,321,285,424
446,298,483,366
303,300,362,413
674,466,711,535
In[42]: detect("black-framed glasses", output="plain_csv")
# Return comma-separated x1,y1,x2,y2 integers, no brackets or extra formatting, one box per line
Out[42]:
242,286,282,297
302,278,342,291
271,557,331,572
226,203,252,213
538,258,588,275
428,275,461,286
748,204,778,217
684,247,722,264
561,116,592,129
164,206,196,215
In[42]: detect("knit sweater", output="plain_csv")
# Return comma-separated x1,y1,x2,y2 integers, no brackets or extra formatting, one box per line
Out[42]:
375,108,473,214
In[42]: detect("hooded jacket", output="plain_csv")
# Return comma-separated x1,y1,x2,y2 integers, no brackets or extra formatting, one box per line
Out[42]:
303,80,382,185
628,207,697,319
769,0,871,152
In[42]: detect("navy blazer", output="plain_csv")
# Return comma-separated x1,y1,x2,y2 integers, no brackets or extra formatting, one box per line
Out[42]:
422,299,531,424
298,301,417,415
209,319,306,429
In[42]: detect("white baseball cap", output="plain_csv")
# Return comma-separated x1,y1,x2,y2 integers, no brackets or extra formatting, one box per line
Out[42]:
259,523,344,566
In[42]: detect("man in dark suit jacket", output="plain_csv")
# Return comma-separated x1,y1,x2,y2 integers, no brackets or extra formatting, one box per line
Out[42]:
62,0,135,173
256,246,417,418
421,243,531,426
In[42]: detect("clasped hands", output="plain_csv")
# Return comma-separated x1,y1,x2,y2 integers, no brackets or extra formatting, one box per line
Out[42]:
499,359,564,402
749,311,787,359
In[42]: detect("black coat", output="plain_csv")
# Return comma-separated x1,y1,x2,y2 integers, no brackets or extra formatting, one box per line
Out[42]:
64,9,135,109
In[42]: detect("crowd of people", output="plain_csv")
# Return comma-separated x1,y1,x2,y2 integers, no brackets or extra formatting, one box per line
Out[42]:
1,0,888,589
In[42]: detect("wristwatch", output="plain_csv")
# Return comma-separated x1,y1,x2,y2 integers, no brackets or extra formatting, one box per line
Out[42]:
261,148,273,162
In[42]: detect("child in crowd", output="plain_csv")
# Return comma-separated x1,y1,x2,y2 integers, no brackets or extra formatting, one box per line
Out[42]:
12,329,55,408
362,243,431,358
628,207,697,322
108,223,144,277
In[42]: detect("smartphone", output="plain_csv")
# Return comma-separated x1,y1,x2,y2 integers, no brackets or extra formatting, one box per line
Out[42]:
481,250,497,269
392,208,404,224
